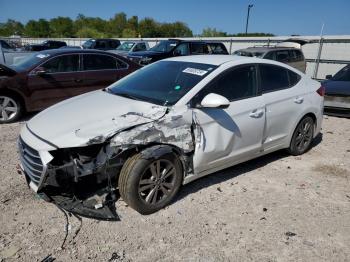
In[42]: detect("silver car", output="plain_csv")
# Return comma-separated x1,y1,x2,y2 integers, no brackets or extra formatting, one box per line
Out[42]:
17,55,323,220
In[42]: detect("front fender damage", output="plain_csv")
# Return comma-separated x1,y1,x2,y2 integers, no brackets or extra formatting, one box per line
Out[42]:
41,107,196,221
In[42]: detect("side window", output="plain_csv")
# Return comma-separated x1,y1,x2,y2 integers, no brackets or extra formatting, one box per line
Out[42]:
95,41,107,49
260,64,290,93
191,43,209,54
174,43,190,56
276,50,290,62
288,70,301,86
83,54,117,70
109,41,119,49
135,43,147,51
264,51,275,60
193,65,257,104
293,50,304,61
116,59,128,69
41,55,79,73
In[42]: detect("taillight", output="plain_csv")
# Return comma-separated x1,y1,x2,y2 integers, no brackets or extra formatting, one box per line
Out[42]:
317,86,325,96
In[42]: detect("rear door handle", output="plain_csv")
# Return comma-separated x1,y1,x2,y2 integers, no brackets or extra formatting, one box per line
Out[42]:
249,109,264,118
294,97,304,104
74,79,83,83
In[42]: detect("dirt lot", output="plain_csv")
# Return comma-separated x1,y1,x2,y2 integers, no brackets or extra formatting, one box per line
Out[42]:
0,115,349,262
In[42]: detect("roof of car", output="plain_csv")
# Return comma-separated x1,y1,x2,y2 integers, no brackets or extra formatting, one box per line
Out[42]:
165,55,260,66
35,49,121,56
236,46,299,53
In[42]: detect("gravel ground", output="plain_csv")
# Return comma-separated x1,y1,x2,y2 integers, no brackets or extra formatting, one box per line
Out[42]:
0,115,349,262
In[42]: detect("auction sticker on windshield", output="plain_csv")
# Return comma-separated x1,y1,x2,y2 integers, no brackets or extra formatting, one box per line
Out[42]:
182,67,208,76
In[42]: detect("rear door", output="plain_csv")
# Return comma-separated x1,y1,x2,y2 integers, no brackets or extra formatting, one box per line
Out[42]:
27,54,84,110
289,49,306,73
259,64,303,150
192,64,265,174
81,53,129,91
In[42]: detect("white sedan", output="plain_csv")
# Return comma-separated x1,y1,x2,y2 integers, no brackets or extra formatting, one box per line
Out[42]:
18,55,324,219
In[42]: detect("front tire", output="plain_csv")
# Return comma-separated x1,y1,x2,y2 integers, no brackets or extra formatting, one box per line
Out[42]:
288,116,315,155
119,146,183,214
0,95,23,124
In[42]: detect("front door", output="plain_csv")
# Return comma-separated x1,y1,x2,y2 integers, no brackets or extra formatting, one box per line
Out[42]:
27,54,84,110
192,64,265,174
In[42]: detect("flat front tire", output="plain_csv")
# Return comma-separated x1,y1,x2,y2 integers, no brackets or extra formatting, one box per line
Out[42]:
118,146,183,214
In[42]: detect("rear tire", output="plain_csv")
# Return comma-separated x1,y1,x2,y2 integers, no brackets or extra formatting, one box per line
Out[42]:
288,116,314,155
0,95,23,124
118,146,183,215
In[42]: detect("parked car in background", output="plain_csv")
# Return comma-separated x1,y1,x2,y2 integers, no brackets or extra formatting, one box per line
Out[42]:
24,40,67,51
127,39,229,66
233,42,307,73
0,49,140,123
108,41,149,58
17,55,323,220
82,39,121,51
0,39,15,51
323,64,350,117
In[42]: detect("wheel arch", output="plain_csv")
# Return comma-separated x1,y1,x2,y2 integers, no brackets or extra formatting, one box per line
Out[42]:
288,111,318,147
117,142,190,182
0,88,27,112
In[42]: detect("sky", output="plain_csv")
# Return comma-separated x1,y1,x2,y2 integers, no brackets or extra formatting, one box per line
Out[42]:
0,0,349,36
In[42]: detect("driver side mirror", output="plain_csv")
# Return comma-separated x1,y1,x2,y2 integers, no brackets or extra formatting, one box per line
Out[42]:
325,74,332,80
199,93,230,109
33,67,47,76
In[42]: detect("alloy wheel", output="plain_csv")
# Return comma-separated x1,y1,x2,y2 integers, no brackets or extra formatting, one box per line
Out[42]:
294,118,314,152
0,96,18,122
138,159,176,205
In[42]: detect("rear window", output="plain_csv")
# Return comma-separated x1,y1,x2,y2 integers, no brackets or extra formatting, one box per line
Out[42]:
234,50,264,58
208,43,228,54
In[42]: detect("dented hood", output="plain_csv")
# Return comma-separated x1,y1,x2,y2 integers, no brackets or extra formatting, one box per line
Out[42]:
27,90,167,148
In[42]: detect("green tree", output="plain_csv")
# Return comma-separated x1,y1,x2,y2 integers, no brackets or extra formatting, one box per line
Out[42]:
0,19,24,36
139,18,160,38
76,27,105,38
50,17,74,37
201,27,227,37
122,28,137,38
25,19,50,37
108,12,127,37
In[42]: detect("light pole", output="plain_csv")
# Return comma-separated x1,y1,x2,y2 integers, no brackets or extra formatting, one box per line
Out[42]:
245,4,254,35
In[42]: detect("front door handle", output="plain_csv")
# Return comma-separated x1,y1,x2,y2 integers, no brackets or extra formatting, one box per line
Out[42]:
74,79,83,83
249,109,264,118
294,97,304,104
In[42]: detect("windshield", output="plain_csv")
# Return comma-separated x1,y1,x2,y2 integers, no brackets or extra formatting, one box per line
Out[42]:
82,40,94,49
150,40,179,53
332,65,350,81
234,50,264,58
116,42,135,51
108,61,218,106
10,52,51,69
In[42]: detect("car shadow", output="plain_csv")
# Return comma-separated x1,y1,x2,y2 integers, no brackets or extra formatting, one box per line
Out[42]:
174,132,323,203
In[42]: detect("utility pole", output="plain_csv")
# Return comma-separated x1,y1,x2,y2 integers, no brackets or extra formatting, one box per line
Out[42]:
245,4,254,35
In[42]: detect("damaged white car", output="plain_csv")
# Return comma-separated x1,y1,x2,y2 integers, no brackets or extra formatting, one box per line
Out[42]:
18,55,324,220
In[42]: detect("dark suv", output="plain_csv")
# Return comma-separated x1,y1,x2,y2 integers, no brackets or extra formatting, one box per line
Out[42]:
127,39,228,66
24,40,67,51
82,39,121,51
